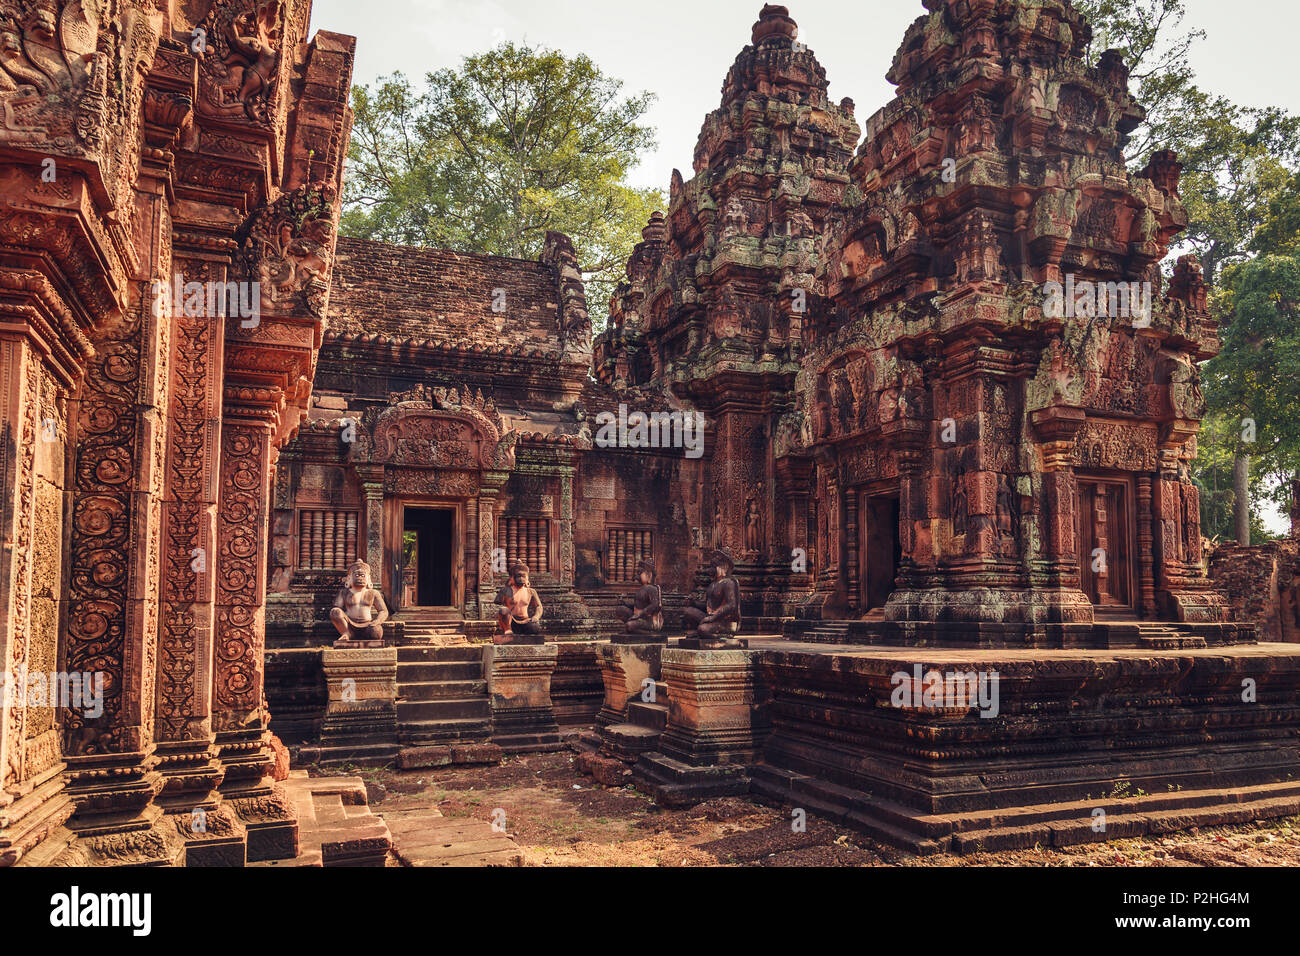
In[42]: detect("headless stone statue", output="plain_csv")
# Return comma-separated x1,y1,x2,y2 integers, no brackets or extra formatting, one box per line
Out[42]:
682,548,743,648
330,561,389,647
613,559,665,644
495,562,545,645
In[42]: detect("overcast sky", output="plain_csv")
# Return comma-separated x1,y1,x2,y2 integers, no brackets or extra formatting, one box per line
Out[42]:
310,0,1300,193
309,0,1297,535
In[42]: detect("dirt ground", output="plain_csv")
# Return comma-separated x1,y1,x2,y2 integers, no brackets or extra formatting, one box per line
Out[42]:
343,751,1300,866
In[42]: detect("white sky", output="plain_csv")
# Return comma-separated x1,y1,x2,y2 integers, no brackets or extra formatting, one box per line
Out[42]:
309,0,1298,536
309,0,1300,193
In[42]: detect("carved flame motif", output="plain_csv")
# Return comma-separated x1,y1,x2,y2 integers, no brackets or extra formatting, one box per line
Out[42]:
0,0,101,146
193,0,282,124
237,181,337,317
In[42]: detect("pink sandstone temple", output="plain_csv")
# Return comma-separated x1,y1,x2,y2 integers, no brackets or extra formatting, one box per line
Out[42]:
1,0,1298,866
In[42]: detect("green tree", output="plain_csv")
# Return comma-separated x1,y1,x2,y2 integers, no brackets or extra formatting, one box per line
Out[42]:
1200,255,1300,542
1078,1,1300,539
1077,0,1300,284
342,45,663,328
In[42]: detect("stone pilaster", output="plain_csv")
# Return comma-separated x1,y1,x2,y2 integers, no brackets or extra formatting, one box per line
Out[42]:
477,471,508,618
596,642,663,727
212,410,296,863
312,646,398,764
357,465,385,585
487,644,561,752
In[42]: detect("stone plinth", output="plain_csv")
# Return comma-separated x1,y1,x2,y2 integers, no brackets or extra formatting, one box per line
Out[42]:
551,642,604,725
752,642,1300,854
596,642,664,726
658,649,768,766
314,646,399,765
488,644,562,753
632,648,768,807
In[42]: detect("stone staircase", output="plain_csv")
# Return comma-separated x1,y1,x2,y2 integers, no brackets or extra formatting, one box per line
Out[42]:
397,609,469,645
253,771,392,867
575,679,670,786
802,621,854,644
1093,616,1210,649
396,644,497,766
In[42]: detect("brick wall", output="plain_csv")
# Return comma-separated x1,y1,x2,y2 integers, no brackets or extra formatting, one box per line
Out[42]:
328,236,565,350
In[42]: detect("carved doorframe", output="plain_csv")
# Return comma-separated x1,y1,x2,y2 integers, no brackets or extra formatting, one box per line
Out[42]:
385,497,465,611
1075,472,1138,610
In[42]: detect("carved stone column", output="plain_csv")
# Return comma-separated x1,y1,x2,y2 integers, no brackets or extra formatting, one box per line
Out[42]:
845,487,860,612
212,408,297,862
356,465,385,582
154,251,237,865
477,471,509,617
0,334,78,865
1137,476,1158,619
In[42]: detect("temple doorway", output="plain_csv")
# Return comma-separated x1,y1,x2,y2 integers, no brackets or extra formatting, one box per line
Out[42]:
859,492,901,611
402,506,455,607
1077,478,1134,609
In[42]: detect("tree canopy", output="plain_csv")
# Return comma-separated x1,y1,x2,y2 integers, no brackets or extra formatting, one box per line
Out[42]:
342,44,663,326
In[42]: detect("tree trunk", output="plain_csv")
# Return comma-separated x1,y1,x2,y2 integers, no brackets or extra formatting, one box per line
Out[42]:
1233,451,1251,545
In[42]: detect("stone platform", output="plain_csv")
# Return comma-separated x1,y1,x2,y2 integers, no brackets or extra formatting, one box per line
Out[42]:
628,636,1300,854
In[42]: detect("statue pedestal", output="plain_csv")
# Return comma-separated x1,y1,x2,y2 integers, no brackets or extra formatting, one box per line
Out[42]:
315,646,399,765
596,642,664,726
488,644,562,753
633,648,768,807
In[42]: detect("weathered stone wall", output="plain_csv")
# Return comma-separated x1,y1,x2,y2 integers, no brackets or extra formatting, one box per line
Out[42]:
1209,542,1300,643
0,0,355,866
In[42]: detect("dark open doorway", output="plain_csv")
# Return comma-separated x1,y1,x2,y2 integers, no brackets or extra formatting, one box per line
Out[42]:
402,507,454,607
860,494,901,611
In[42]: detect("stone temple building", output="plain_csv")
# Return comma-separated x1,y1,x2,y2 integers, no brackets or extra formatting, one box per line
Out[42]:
2,0,1299,866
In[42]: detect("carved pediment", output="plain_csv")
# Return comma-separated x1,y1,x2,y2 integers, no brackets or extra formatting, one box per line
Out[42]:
361,387,515,470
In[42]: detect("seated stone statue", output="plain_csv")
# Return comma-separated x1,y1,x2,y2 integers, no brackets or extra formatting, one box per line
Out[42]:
682,548,742,646
614,559,664,641
330,560,389,645
496,562,544,644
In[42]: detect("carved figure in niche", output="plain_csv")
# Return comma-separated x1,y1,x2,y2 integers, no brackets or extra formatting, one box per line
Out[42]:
830,367,853,434
614,559,664,640
723,197,747,239
745,496,763,554
496,561,544,644
330,561,389,645
952,467,969,537
682,549,743,646
226,5,277,107
848,359,872,429
996,473,1016,540
814,381,832,439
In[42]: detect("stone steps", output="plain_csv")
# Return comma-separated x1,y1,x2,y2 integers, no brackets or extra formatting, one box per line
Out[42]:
397,661,483,682
253,772,391,867
626,700,669,732
803,622,855,644
749,764,1300,856
400,679,488,700
396,645,494,748
379,806,523,866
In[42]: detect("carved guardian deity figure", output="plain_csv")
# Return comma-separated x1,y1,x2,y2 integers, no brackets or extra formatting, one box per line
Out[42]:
683,548,743,646
496,561,544,644
614,559,664,641
330,561,389,645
